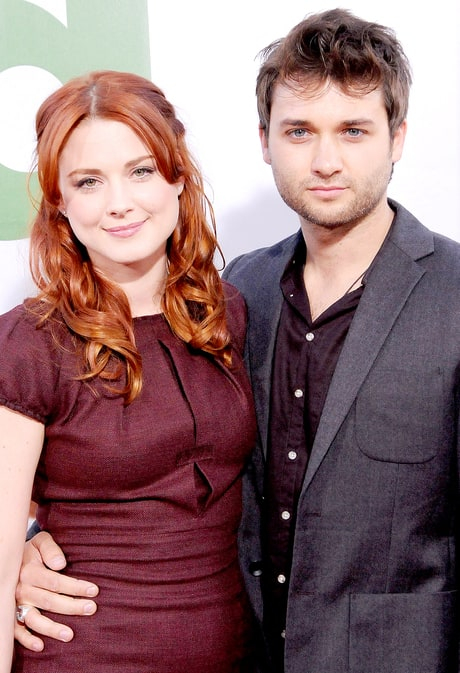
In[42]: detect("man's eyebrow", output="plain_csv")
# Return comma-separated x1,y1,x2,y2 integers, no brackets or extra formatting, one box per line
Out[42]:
278,117,376,128
341,118,376,126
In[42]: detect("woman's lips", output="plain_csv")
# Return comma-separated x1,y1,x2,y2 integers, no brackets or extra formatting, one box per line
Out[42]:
105,221,145,238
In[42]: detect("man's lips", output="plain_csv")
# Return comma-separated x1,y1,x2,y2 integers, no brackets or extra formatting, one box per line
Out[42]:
309,186,346,192
308,186,346,198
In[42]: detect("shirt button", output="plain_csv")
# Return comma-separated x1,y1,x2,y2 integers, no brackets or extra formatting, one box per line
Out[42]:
281,629,286,639
277,574,286,584
249,561,263,577
306,332,314,341
294,389,303,398
288,450,297,460
281,510,291,521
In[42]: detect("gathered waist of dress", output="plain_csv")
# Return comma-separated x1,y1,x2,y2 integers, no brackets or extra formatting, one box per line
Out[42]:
36,498,242,589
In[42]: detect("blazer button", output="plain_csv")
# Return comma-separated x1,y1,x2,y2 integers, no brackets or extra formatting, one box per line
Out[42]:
249,561,263,577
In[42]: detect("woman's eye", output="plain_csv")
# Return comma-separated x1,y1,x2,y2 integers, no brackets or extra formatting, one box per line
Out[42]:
77,177,98,189
133,167,154,178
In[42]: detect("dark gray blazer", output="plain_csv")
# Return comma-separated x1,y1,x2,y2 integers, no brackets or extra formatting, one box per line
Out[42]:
224,201,460,673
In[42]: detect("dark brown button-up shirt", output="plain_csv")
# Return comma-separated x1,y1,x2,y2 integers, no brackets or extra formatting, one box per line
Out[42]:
263,238,365,665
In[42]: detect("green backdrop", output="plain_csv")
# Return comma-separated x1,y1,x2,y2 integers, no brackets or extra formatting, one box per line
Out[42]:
0,0,151,240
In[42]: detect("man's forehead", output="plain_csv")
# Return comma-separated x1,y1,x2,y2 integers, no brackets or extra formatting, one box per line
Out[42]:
271,79,385,111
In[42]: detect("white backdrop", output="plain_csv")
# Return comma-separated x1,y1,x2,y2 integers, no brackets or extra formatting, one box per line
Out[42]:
1,0,459,313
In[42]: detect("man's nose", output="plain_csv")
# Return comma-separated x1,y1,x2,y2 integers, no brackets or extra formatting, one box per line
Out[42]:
310,136,343,176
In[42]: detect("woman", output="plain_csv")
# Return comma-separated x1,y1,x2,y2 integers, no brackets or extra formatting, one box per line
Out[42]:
0,70,257,673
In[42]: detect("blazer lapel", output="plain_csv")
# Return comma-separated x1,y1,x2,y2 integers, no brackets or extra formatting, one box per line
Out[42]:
246,232,302,456
301,209,434,494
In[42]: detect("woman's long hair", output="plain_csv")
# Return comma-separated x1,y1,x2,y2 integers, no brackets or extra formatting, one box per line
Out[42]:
28,70,231,404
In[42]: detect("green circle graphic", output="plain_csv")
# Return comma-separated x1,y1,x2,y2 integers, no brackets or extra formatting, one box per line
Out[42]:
0,0,151,240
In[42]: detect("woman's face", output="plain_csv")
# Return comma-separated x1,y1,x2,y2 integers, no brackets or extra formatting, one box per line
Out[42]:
58,118,183,279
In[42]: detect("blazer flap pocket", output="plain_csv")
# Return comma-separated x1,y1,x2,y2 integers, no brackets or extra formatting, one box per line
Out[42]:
350,591,457,673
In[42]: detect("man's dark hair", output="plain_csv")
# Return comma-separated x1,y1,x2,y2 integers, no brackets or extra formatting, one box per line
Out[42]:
256,8,412,137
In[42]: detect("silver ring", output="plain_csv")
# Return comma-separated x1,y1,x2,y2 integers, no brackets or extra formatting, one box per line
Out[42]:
16,605,32,624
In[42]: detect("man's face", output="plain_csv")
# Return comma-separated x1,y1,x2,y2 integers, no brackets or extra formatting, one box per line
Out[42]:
261,81,406,232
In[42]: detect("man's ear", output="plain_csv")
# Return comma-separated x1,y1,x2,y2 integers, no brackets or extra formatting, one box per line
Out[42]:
391,119,407,164
259,125,271,165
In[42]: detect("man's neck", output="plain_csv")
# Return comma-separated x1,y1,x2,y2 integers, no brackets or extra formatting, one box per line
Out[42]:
301,202,394,321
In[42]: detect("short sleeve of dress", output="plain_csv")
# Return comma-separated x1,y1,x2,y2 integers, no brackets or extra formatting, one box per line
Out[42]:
222,280,248,356
0,304,64,423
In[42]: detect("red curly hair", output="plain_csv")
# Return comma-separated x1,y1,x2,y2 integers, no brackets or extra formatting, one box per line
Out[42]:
27,70,231,404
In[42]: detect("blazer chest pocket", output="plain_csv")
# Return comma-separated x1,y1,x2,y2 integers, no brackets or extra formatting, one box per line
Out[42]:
355,366,445,463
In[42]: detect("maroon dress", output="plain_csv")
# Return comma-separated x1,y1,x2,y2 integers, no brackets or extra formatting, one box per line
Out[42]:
0,285,257,673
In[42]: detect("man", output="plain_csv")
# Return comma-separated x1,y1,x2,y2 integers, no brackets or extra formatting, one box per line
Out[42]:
14,9,460,672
